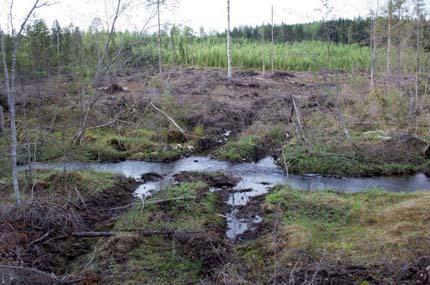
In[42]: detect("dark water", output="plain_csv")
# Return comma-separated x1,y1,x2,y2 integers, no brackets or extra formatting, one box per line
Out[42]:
30,156,430,239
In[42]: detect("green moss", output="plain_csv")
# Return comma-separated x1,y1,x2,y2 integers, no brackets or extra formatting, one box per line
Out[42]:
123,237,202,284
74,181,224,283
284,144,419,177
30,128,190,163
264,187,429,260
35,170,119,195
216,136,266,162
115,182,219,231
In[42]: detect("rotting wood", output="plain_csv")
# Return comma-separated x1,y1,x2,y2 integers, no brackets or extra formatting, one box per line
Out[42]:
102,196,197,211
291,94,312,153
150,101,185,134
0,265,63,284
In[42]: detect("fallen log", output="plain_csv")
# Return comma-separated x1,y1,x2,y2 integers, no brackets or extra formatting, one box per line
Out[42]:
44,229,204,241
150,102,185,134
0,265,63,285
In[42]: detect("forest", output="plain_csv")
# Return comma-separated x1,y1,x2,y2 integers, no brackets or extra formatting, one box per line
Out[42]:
1,0,430,284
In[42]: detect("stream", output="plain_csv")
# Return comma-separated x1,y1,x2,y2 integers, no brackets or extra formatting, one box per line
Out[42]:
31,156,430,240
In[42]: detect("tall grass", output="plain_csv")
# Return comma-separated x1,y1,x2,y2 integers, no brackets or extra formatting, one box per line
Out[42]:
131,37,430,73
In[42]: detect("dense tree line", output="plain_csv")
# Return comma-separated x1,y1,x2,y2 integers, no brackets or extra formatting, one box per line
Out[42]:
228,18,372,45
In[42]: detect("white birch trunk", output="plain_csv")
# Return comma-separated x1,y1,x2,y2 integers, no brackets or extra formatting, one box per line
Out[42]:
415,0,421,111
387,0,392,74
227,0,232,79
0,27,20,203
157,0,162,76
0,104,4,136
370,3,379,89
396,5,402,88
271,5,274,73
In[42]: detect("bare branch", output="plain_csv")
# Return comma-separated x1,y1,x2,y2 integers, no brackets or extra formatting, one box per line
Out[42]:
150,101,185,134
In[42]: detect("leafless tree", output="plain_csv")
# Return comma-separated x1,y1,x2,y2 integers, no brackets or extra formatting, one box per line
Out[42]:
387,0,393,74
271,5,274,73
0,0,52,203
74,0,158,144
227,0,232,79
414,0,424,111
74,0,131,144
370,0,380,89
156,0,163,76
396,0,405,88
0,105,4,136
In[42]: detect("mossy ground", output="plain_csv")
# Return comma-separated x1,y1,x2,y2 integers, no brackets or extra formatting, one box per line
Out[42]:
0,169,121,204
17,127,191,164
215,136,266,162
236,187,430,283
282,140,423,177
74,181,227,284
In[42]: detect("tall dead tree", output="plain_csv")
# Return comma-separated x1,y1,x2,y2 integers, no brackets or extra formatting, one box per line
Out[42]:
387,0,393,74
396,0,404,88
74,0,128,144
370,0,380,89
261,26,265,74
414,0,423,111
0,104,4,136
74,0,157,144
0,0,51,203
271,5,274,73
226,0,232,79
157,0,162,76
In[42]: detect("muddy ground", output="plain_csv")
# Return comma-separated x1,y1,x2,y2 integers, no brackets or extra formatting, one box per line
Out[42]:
7,67,428,177
1,170,430,284
1,68,430,284
0,172,137,284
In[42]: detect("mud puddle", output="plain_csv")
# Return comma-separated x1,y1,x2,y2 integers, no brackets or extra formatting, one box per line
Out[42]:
31,156,430,240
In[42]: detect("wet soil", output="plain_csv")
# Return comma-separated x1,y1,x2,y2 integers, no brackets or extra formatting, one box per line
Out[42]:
0,174,137,283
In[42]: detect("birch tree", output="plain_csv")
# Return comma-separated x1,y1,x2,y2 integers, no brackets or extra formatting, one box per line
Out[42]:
227,0,232,79
395,0,405,88
414,0,424,111
74,0,130,144
271,5,274,73
0,105,4,136
145,0,177,76
157,0,162,76
370,0,380,89
387,0,393,74
0,0,51,203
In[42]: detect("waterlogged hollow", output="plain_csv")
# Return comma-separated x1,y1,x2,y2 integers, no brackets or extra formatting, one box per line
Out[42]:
30,156,430,239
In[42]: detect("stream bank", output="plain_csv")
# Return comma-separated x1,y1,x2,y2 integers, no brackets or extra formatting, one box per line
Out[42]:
2,155,430,283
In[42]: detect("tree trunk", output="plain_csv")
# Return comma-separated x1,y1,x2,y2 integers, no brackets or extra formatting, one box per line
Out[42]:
370,4,379,89
396,5,402,88
387,0,392,74
261,27,265,75
271,5,274,73
0,104,4,136
226,0,232,79
157,0,162,76
0,27,21,203
414,0,421,111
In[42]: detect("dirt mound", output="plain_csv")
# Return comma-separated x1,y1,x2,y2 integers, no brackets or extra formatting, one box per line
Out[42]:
174,171,240,188
0,266,63,285
140,172,163,183
175,231,231,277
236,70,259,77
270,71,296,79
185,100,255,136
268,256,430,284
0,177,137,276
